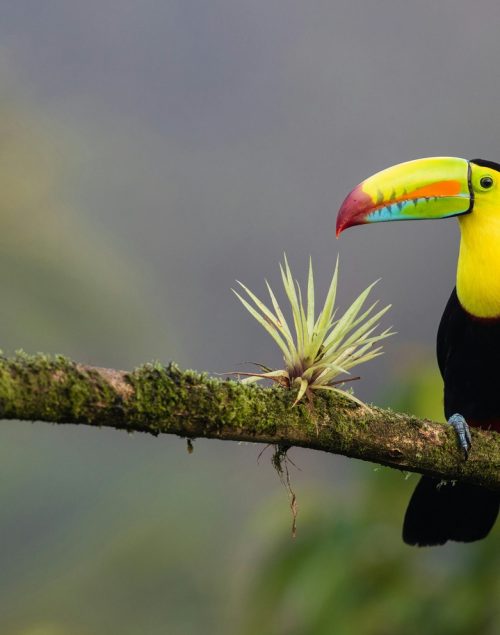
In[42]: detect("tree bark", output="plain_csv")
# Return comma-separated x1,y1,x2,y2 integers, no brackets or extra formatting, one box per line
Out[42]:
0,353,498,490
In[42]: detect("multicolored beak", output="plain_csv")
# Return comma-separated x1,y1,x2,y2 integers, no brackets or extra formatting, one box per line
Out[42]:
336,157,473,237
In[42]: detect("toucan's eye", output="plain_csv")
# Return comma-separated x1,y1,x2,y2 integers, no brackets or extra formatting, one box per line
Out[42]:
480,175,494,189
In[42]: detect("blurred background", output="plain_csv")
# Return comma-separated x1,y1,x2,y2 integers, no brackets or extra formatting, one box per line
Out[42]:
0,1,499,633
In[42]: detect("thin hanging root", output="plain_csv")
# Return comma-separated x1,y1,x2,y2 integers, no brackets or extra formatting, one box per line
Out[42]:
257,443,272,463
272,445,299,539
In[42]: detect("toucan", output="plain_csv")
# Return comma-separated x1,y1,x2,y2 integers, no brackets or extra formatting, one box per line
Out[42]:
336,156,500,546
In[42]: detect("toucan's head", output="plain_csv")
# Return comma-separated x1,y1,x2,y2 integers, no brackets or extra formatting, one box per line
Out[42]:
336,157,500,237
336,156,500,318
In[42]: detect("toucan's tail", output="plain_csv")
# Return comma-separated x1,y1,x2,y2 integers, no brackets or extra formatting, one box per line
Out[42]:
403,476,500,546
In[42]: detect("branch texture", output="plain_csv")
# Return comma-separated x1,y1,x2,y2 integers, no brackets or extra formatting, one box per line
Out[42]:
0,354,499,490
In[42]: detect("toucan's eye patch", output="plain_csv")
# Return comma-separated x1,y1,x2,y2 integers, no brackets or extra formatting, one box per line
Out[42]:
480,176,494,189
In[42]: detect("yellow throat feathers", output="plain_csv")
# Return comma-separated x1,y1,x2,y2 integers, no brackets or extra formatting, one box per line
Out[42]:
457,205,500,318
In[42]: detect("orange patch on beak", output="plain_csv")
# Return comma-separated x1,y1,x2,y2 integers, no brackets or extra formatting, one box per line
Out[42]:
399,179,462,202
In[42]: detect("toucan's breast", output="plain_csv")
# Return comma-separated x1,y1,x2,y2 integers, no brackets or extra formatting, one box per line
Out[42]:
457,211,500,319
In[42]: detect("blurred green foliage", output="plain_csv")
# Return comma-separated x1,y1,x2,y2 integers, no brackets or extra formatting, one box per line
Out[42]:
0,97,167,367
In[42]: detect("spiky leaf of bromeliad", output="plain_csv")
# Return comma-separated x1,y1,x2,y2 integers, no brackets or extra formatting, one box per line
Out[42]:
233,256,394,406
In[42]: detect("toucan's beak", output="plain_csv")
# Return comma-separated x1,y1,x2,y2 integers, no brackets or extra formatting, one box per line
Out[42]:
336,156,473,237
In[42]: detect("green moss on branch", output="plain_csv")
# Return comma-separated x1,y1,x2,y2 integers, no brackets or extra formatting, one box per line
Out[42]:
0,353,499,490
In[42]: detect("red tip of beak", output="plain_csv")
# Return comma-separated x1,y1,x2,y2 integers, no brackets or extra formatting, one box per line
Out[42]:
336,184,373,237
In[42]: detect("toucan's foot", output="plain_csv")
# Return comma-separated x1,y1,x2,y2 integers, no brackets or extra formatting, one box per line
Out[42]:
448,413,472,459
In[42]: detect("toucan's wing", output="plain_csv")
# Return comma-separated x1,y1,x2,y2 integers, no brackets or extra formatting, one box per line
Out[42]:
437,288,461,380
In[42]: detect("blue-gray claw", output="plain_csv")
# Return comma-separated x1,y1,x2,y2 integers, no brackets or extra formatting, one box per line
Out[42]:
448,413,472,459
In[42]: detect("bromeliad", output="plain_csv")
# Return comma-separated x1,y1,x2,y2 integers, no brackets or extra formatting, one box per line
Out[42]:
234,256,392,406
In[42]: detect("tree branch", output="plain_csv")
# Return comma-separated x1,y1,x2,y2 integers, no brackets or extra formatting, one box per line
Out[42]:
0,353,499,490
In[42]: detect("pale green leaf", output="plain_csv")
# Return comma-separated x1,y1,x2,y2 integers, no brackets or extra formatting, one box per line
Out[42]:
307,256,315,336
323,280,379,349
311,384,372,410
280,256,304,354
236,280,281,331
265,280,294,347
293,377,309,406
315,257,339,336
233,290,292,363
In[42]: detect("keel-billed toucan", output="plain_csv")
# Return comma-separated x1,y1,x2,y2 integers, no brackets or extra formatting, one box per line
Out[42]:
336,156,500,546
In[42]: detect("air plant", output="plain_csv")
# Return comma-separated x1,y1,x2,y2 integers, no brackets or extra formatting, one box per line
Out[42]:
233,255,393,406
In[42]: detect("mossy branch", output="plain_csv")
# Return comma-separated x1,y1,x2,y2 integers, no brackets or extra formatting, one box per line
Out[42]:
0,353,499,490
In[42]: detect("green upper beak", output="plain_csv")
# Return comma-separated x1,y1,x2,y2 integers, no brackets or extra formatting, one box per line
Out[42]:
336,156,473,237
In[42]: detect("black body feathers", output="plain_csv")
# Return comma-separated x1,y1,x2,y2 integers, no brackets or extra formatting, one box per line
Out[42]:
403,289,500,546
